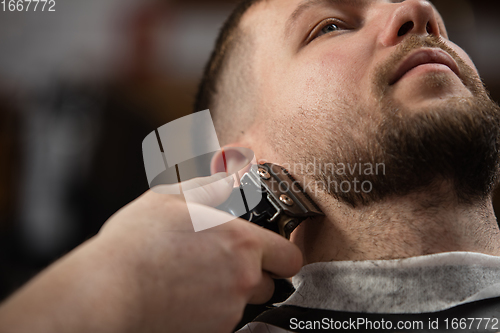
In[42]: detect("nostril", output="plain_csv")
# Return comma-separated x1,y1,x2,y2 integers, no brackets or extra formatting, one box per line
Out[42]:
426,22,433,34
398,21,414,37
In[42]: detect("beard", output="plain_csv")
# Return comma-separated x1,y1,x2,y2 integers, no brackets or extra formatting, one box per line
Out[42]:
307,35,500,206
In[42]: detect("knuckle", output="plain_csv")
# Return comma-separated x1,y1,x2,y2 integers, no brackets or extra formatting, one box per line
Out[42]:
234,266,262,294
229,227,261,256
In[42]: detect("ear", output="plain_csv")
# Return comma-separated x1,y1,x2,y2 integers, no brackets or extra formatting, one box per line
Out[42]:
211,146,256,178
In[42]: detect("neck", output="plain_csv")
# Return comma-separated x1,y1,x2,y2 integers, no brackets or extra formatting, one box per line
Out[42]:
291,183,500,264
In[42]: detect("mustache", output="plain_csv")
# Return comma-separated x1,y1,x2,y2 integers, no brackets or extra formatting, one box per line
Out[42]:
373,35,482,99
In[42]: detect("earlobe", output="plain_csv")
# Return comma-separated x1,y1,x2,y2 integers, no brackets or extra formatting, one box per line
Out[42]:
210,146,256,179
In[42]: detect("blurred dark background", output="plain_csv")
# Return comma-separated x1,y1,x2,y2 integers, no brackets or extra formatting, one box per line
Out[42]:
0,0,499,320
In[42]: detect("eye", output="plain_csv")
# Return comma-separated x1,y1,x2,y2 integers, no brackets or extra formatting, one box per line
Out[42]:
308,18,349,42
319,23,340,36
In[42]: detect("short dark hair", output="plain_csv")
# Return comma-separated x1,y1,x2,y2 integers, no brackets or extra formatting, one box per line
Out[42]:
194,0,262,146
194,0,260,113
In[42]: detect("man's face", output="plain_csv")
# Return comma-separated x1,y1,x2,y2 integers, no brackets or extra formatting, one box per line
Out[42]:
249,0,474,113
241,0,500,204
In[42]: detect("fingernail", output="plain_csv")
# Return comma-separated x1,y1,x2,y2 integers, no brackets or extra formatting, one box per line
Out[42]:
225,176,234,186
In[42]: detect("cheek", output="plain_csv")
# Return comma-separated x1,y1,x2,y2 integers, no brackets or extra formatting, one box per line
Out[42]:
284,52,367,109
264,52,371,139
323,51,367,84
315,49,367,87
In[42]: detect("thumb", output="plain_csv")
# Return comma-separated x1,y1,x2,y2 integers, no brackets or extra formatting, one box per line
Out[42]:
181,172,235,207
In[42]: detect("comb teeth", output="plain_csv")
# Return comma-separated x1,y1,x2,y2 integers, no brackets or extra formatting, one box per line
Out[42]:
280,166,322,212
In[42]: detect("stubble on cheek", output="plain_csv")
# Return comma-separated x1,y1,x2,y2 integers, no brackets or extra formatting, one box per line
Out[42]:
264,94,372,170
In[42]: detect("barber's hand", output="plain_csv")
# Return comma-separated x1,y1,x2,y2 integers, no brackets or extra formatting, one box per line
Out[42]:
96,172,303,333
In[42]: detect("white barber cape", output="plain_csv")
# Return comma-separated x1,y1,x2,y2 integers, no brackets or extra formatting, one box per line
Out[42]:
237,252,500,332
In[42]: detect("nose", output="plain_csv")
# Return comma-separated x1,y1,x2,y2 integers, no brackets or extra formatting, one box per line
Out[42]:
379,0,441,47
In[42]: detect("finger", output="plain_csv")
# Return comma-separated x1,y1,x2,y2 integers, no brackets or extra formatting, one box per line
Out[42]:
255,227,303,279
182,172,235,207
217,219,304,278
153,172,234,207
247,271,275,305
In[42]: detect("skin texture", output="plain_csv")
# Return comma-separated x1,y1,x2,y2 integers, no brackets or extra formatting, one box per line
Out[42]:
1,1,500,332
225,0,500,263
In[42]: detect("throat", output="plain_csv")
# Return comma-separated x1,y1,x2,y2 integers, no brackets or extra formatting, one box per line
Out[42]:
293,184,500,263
